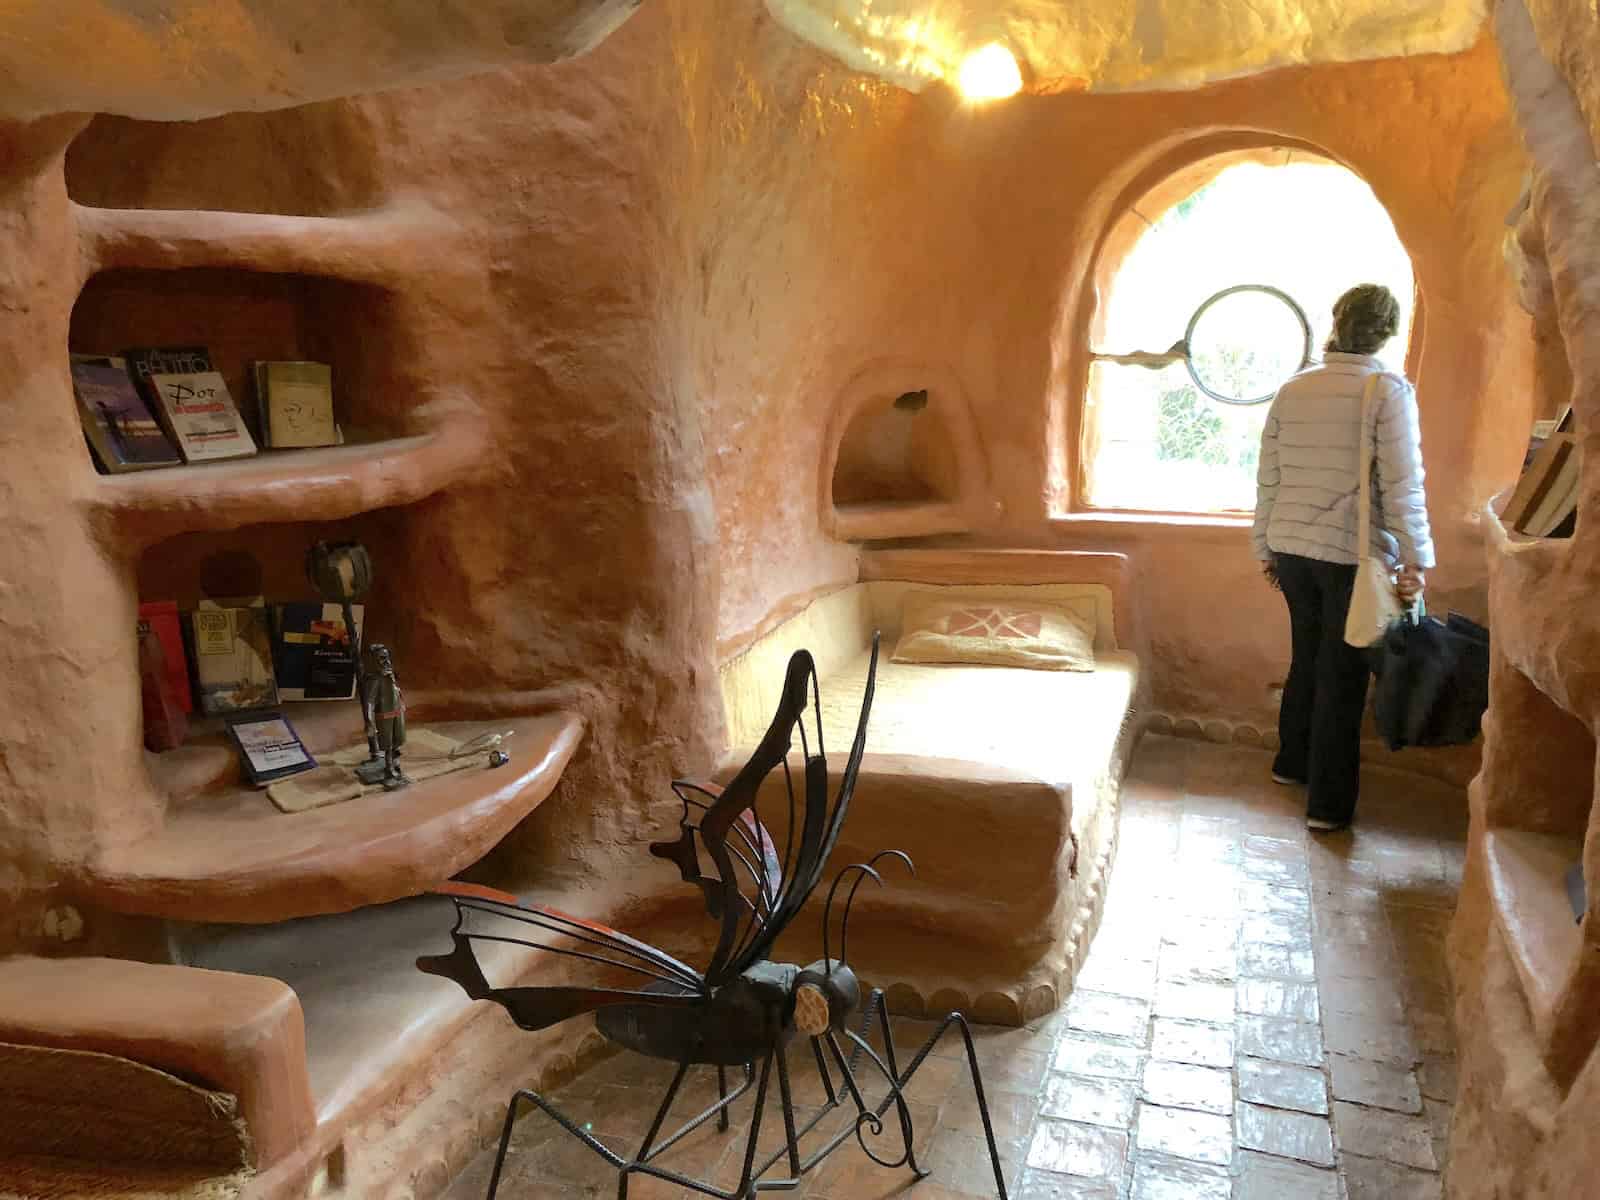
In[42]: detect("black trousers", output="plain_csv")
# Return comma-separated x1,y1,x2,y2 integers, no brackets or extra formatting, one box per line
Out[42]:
1271,553,1370,825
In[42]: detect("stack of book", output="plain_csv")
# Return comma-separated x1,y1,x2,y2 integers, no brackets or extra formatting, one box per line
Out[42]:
136,598,365,733
1502,405,1580,539
70,346,339,474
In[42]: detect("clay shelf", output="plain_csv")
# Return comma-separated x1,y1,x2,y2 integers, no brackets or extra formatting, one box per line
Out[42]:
1484,828,1584,1037
830,499,973,541
86,410,491,544
72,708,585,924
74,202,464,289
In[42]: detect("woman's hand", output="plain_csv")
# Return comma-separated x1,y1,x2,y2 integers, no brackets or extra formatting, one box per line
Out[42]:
1262,555,1282,591
1397,565,1426,602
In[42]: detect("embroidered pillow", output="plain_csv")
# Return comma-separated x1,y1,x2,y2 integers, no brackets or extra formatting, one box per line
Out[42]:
891,593,1096,671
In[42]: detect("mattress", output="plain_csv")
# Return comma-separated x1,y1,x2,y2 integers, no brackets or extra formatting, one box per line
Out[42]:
816,650,1139,823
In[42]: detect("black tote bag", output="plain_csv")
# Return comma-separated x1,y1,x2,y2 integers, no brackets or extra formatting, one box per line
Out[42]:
1368,610,1490,750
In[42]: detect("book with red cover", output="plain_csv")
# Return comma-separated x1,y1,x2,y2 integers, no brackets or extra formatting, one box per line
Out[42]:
137,600,193,713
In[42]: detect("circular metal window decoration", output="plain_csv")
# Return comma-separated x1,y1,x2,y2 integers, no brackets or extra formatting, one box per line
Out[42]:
1182,284,1313,405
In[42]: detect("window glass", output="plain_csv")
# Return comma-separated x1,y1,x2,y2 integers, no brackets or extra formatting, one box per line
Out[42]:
1083,155,1414,513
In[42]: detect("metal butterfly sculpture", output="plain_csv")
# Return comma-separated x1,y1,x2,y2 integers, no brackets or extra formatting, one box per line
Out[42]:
417,635,1008,1198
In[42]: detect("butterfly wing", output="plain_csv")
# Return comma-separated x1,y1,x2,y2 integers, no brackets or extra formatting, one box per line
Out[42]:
416,881,705,1032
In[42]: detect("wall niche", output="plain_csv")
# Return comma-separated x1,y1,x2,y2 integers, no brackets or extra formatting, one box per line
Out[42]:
820,362,986,541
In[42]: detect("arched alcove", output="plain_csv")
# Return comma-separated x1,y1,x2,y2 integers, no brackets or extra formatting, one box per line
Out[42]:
1067,141,1421,515
819,360,987,541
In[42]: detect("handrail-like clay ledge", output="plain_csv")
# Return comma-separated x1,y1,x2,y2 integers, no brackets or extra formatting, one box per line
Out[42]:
73,200,471,290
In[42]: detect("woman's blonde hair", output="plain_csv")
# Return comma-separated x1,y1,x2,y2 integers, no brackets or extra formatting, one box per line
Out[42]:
1329,284,1401,355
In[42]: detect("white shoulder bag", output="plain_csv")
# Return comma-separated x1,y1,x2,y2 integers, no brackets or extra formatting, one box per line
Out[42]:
1343,372,1404,647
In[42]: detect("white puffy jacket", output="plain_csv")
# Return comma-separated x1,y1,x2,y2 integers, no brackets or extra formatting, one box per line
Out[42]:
1251,352,1435,569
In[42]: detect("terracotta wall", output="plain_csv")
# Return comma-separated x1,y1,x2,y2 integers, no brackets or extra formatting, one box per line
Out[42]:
702,30,1532,738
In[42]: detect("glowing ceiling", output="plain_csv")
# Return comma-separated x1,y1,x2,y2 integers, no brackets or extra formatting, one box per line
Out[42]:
763,0,1489,94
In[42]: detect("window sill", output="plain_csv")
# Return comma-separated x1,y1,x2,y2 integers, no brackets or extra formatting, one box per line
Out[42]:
1050,510,1252,532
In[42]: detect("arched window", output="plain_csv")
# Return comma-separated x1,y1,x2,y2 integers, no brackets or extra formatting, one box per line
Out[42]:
1080,149,1415,514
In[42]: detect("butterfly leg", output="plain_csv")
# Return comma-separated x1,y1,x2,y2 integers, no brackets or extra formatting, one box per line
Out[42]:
732,1049,777,1199
774,1044,803,1179
880,1009,1006,1199
810,1037,838,1106
484,1087,626,1200
618,1058,694,1198
870,995,928,1179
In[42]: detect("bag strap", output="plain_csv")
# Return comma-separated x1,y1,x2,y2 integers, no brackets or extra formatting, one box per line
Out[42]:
1357,372,1380,559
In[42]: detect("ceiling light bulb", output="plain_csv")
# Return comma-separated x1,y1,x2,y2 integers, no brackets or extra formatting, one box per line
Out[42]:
957,44,1022,101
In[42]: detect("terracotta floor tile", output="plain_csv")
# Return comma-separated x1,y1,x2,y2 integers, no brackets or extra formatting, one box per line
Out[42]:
1317,973,1406,1021
1341,1152,1445,1200
1327,1052,1423,1113
1235,1014,1323,1066
1152,979,1236,1024
940,1086,1038,1145
1024,1118,1129,1179
1014,1167,1121,1199
1237,941,1315,981
1065,990,1152,1044
1053,1037,1144,1081
1127,1151,1231,1199
1073,954,1159,1000
1235,1100,1335,1166
1232,1149,1339,1200
1149,1018,1234,1068
1133,1102,1232,1166
1038,1073,1138,1128
1236,1056,1328,1114
1321,1011,1417,1067
1139,1059,1231,1115
1331,1100,1438,1170
1236,977,1320,1022
1156,942,1237,986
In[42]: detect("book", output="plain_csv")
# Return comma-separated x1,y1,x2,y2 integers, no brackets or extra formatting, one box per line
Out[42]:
123,345,214,397
138,622,187,751
273,602,363,701
146,371,258,463
137,600,192,714
191,599,279,715
1522,438,1581,537
252,361,337,449
1504,433,1574,531
69,355,182,473
226,712,316,786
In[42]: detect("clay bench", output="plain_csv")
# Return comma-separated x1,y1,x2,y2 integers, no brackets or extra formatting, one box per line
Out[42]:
717,549,1147,1025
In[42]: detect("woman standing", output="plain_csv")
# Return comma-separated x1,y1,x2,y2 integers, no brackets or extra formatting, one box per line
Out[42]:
1252,284,1432,832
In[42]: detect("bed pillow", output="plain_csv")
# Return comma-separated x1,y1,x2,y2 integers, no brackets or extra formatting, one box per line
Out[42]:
891,592,1097,671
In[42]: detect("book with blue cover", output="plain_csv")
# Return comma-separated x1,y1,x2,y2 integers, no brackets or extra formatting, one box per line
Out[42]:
70,355,182,473
273,602,363,701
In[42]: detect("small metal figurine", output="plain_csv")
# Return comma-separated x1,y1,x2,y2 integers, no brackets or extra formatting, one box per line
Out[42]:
363,644,410,791
305,540,388,784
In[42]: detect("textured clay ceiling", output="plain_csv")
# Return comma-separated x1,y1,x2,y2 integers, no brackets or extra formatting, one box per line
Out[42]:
0,0,1488,120
764,0,1489,92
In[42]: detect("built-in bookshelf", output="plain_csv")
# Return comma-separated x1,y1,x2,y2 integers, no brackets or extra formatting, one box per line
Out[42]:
63,188,557,926
1481,493,1600,1085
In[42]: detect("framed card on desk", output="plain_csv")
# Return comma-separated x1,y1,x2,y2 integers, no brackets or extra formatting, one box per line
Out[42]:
226,712,317,787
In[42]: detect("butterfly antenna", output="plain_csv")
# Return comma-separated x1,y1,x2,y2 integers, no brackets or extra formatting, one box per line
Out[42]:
821,849,914,976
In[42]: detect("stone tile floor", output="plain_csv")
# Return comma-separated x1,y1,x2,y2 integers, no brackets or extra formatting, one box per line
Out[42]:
442,735,1466,1199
